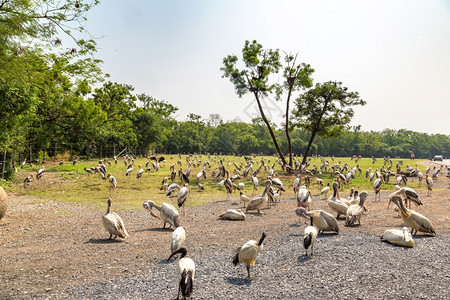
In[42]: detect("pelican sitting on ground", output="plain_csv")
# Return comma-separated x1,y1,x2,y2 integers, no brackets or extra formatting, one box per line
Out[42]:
327,181,349,219
296,207,339,234
373,178,382,201
389,195,436,236
102,197,129,240
143,200,181,229
304,218,318,256
246,180,272,214
168,248,195,300
232,232,266,279
219,209,246,220
297,186,312,210
345,191,368,226
171,226,186,254
381,227,414,248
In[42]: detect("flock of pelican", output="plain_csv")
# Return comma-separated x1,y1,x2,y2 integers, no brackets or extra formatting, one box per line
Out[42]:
8,154,447,299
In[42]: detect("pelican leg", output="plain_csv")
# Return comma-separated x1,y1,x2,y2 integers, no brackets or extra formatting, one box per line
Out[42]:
311,245,314,256
246,265,251,279
163,222,166,229
108,234,112,240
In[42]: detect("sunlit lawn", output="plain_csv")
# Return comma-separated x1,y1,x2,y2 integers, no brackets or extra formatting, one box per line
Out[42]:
11,155,431,211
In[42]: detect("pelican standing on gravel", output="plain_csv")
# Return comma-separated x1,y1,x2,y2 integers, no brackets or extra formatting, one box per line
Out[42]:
390,195,436,236
297,186,312,210
143,200,181,229
304,218,318,256
233,232,266,279
167,248,195,300
102,197,129,240
389,186,422,208
345,191,369,226
246,180,272,214
327,181,349,219
381,227,414,248
295,207,339,234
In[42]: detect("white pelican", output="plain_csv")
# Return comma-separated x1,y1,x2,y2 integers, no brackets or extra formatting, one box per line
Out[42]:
297,186,312,210
390,195,436,236
102,197,128,240
345,191,368,226
143,200,181,229
390,186,422,208
381,227,414,248
246,180,272,214
327,181,349,219
219,209,246,220
296,207,339,234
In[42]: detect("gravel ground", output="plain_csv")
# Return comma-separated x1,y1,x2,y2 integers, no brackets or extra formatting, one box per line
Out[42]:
1,174,449,300
59,231,450,300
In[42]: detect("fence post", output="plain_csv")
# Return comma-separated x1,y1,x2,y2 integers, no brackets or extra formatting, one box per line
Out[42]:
1,151,6,180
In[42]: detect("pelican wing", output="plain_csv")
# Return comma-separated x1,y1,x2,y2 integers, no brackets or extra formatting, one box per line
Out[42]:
319,210,339,233
410,211,436,235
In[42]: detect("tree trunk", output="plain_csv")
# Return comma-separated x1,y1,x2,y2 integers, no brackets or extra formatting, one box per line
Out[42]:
301,99,329,165
254,93,287,166
285,86,293,168
302,130,317,165
1,152,6,180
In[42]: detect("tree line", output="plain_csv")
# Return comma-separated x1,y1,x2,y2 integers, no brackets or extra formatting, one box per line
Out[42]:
1,2,448,180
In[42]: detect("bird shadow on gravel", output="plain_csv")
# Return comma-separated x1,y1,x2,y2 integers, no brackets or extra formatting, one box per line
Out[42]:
226,277,252,287
146,227,174,232
297,255,312,263
410,234,436,239
317,233,338,239
159,259,171,265
84,238,122,244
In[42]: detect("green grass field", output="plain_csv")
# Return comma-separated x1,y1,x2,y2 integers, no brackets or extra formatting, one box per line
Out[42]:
10,155,430,211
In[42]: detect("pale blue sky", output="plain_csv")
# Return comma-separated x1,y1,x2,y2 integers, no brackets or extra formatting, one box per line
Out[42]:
82,0,450,134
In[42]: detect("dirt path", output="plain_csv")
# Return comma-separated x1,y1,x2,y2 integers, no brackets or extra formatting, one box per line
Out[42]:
1,177,449,299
